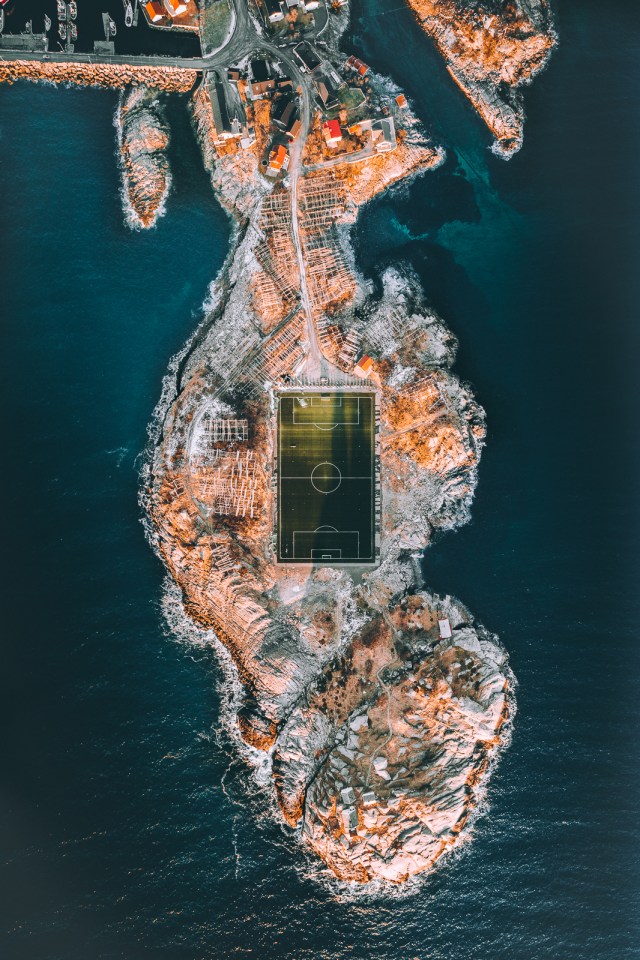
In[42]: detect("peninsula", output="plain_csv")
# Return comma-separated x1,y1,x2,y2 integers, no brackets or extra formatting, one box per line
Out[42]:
0,0,554,885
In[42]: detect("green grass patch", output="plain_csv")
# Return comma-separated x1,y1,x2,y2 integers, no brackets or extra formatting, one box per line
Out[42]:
200,0,233,54
277,391,376,564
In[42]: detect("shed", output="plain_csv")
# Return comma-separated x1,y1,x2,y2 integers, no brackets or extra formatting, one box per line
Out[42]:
341,807,358,832
438,617,452,639
354,354,373,378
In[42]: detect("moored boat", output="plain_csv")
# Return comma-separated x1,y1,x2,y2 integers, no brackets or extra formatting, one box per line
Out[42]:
58,21,66,39
44,13,52,31
123,0,133,27
68,1,77,19
109,16,117,36
57,0,66,20
69,22,77,39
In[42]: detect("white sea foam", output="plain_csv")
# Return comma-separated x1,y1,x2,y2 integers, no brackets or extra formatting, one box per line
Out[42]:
159,578,274,786
112,95,172,232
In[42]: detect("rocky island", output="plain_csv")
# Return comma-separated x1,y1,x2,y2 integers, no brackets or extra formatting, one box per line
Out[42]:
0,0,553,886
404,0,556,157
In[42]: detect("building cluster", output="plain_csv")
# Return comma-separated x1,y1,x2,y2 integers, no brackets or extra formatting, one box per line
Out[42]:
233,57,300,177
202,36,408,177
296,41,405,164
207,70,256,149
293,40,344,110
263,0,320,24
144,0,192,24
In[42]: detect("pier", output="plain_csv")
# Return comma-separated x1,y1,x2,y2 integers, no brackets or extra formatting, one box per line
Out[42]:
0,0,257,74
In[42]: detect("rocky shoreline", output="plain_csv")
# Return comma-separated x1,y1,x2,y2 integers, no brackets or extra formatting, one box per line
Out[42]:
0,2,525,886
141,37,514,884
117,87,172,230
404,0,556,156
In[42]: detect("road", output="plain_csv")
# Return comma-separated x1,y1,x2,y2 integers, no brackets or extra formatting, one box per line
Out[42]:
259,40,325,379
0,0,333,380
0,0,299,72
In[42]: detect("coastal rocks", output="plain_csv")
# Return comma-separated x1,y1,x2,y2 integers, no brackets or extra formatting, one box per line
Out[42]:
117,87,172,229
141,16,514,887
404,0,556,156
301,592,512,883
143,122,502,880
0,60,197,92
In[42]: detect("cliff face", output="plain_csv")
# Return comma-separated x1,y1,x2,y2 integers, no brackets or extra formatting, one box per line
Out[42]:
404,0,556,156
117,86,172,230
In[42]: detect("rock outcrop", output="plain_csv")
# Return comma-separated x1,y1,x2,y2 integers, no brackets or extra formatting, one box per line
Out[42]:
404,0,556,156
300,592,511,883
143,67,513,884
117,86,172,229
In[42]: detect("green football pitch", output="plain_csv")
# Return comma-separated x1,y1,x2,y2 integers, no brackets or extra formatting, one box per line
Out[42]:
277,391,376,564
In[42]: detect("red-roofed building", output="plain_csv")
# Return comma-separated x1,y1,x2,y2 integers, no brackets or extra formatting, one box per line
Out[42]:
322,118,342,148
145,0,165,22
267,143,289,176
354,354,373,379
163,0,188,16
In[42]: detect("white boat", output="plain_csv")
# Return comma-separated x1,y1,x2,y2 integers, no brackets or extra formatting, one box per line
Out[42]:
68,1,77,19
58,22,67,39
44,14,52,31
123,0,133,27
57,1,66,19
70,22,77,39
109,16,117,36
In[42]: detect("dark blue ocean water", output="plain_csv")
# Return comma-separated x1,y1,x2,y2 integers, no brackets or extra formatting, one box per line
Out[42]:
2,2,639,958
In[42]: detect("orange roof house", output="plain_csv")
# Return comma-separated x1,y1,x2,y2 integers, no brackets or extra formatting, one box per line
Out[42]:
354,354,373,379
395,93,408,109
322,118,342,147
145,0,165,22
268,143,288,175
163,0,188,16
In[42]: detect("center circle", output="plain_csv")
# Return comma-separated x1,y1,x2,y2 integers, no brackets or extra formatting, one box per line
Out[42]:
310,462,342,494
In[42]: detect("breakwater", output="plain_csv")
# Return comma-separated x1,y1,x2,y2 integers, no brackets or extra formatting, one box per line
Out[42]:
0,60,197,91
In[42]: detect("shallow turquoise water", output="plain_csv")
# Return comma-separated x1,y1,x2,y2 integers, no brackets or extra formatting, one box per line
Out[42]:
2,2,640,957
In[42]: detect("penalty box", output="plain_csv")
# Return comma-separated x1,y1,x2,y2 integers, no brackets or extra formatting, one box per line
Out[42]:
276,391,377,565
292,394,361,426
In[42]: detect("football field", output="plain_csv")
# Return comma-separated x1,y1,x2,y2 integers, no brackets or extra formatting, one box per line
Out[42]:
277,392,376,564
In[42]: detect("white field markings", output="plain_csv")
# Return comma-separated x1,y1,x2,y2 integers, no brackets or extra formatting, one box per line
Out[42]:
292,395,360,427
278,394,375,560
293,529,361,561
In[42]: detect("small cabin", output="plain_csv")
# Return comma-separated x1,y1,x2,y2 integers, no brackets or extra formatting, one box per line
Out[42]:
322,118,342,147
354,354,373,379
163,0,187,16
145,0,165,22
267,143,288,175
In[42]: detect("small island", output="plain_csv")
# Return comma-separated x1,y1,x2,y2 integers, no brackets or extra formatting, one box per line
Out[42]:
0,0,555,885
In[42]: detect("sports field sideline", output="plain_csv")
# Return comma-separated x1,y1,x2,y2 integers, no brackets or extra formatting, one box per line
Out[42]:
277,391,376,564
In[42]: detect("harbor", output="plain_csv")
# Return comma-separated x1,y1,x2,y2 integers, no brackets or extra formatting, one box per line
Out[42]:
0,0,201,56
